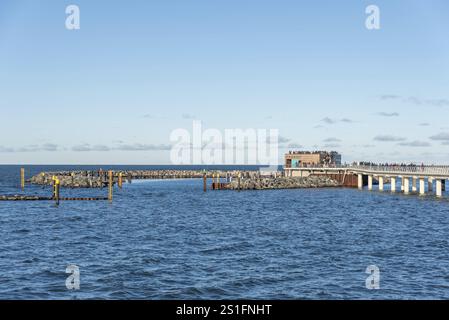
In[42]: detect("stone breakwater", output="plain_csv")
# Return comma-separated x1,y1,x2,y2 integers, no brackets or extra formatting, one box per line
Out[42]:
29,170,340,190
30,172,105,188
29,170,268,188
226,176,340,190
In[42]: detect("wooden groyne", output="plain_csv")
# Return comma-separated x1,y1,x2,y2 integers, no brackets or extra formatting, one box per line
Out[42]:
0,195,108,201
0,195,53,201
1,168,113,203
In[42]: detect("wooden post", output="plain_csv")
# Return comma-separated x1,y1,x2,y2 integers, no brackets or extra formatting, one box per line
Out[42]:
203,173,207,192
108,170,113,202
56,179,60,206
53,177,60,206
118,172,123,189
238,172,241,191
52,176,56,198
20,168,25,190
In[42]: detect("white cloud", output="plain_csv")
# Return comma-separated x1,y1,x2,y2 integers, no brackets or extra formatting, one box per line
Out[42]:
374,135,406,142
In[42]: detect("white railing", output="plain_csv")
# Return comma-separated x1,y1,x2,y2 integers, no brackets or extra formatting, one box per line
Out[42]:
285,164,449,176
350,165,449,176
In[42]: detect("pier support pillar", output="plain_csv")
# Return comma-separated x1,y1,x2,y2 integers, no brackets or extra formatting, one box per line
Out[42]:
391,177,396,192
443,180,446,192
412,177,417,192
428,178,434,192
436,180,443,197
368,175,373,191
419,178,426,195
358,174,363,190
401,177,404,191
403,177,410,194
378,176,384,191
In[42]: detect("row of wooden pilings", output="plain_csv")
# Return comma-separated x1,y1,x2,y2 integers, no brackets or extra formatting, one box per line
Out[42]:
205,172,241,191
13,168,257,203
16,168,241,204
17,168,118,204
51,171,117,205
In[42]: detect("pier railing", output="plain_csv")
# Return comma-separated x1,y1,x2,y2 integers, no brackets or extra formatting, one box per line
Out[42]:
350,165,449,176
285,164,449,176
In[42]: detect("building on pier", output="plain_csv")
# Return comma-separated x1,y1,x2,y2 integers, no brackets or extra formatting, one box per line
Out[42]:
284,150,341,168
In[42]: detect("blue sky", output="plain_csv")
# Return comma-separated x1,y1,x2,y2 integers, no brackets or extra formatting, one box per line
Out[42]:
1,0,449,164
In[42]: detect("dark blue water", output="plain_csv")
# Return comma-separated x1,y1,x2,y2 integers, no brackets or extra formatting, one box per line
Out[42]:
1,165,449,299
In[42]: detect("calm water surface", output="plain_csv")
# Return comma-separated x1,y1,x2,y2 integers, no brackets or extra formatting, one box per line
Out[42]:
1,165,449,299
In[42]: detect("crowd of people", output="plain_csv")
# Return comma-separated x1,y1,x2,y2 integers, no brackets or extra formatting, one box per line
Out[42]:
353,162,428,172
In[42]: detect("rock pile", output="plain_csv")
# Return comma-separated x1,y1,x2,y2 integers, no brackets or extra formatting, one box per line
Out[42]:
226,175,340,190
30,172,105,188
29,170,281,188
29,170,340,190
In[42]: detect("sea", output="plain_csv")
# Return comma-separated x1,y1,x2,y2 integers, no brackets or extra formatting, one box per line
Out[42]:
1,165,449,299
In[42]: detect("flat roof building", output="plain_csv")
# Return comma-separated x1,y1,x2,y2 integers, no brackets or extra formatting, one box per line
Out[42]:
285,150,341,168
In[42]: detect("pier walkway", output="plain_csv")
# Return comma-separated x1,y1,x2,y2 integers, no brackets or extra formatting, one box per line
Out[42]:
285,165,449,197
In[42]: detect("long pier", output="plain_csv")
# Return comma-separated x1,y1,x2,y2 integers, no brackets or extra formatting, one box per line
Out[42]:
3,165,448,202
285,165,449,197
